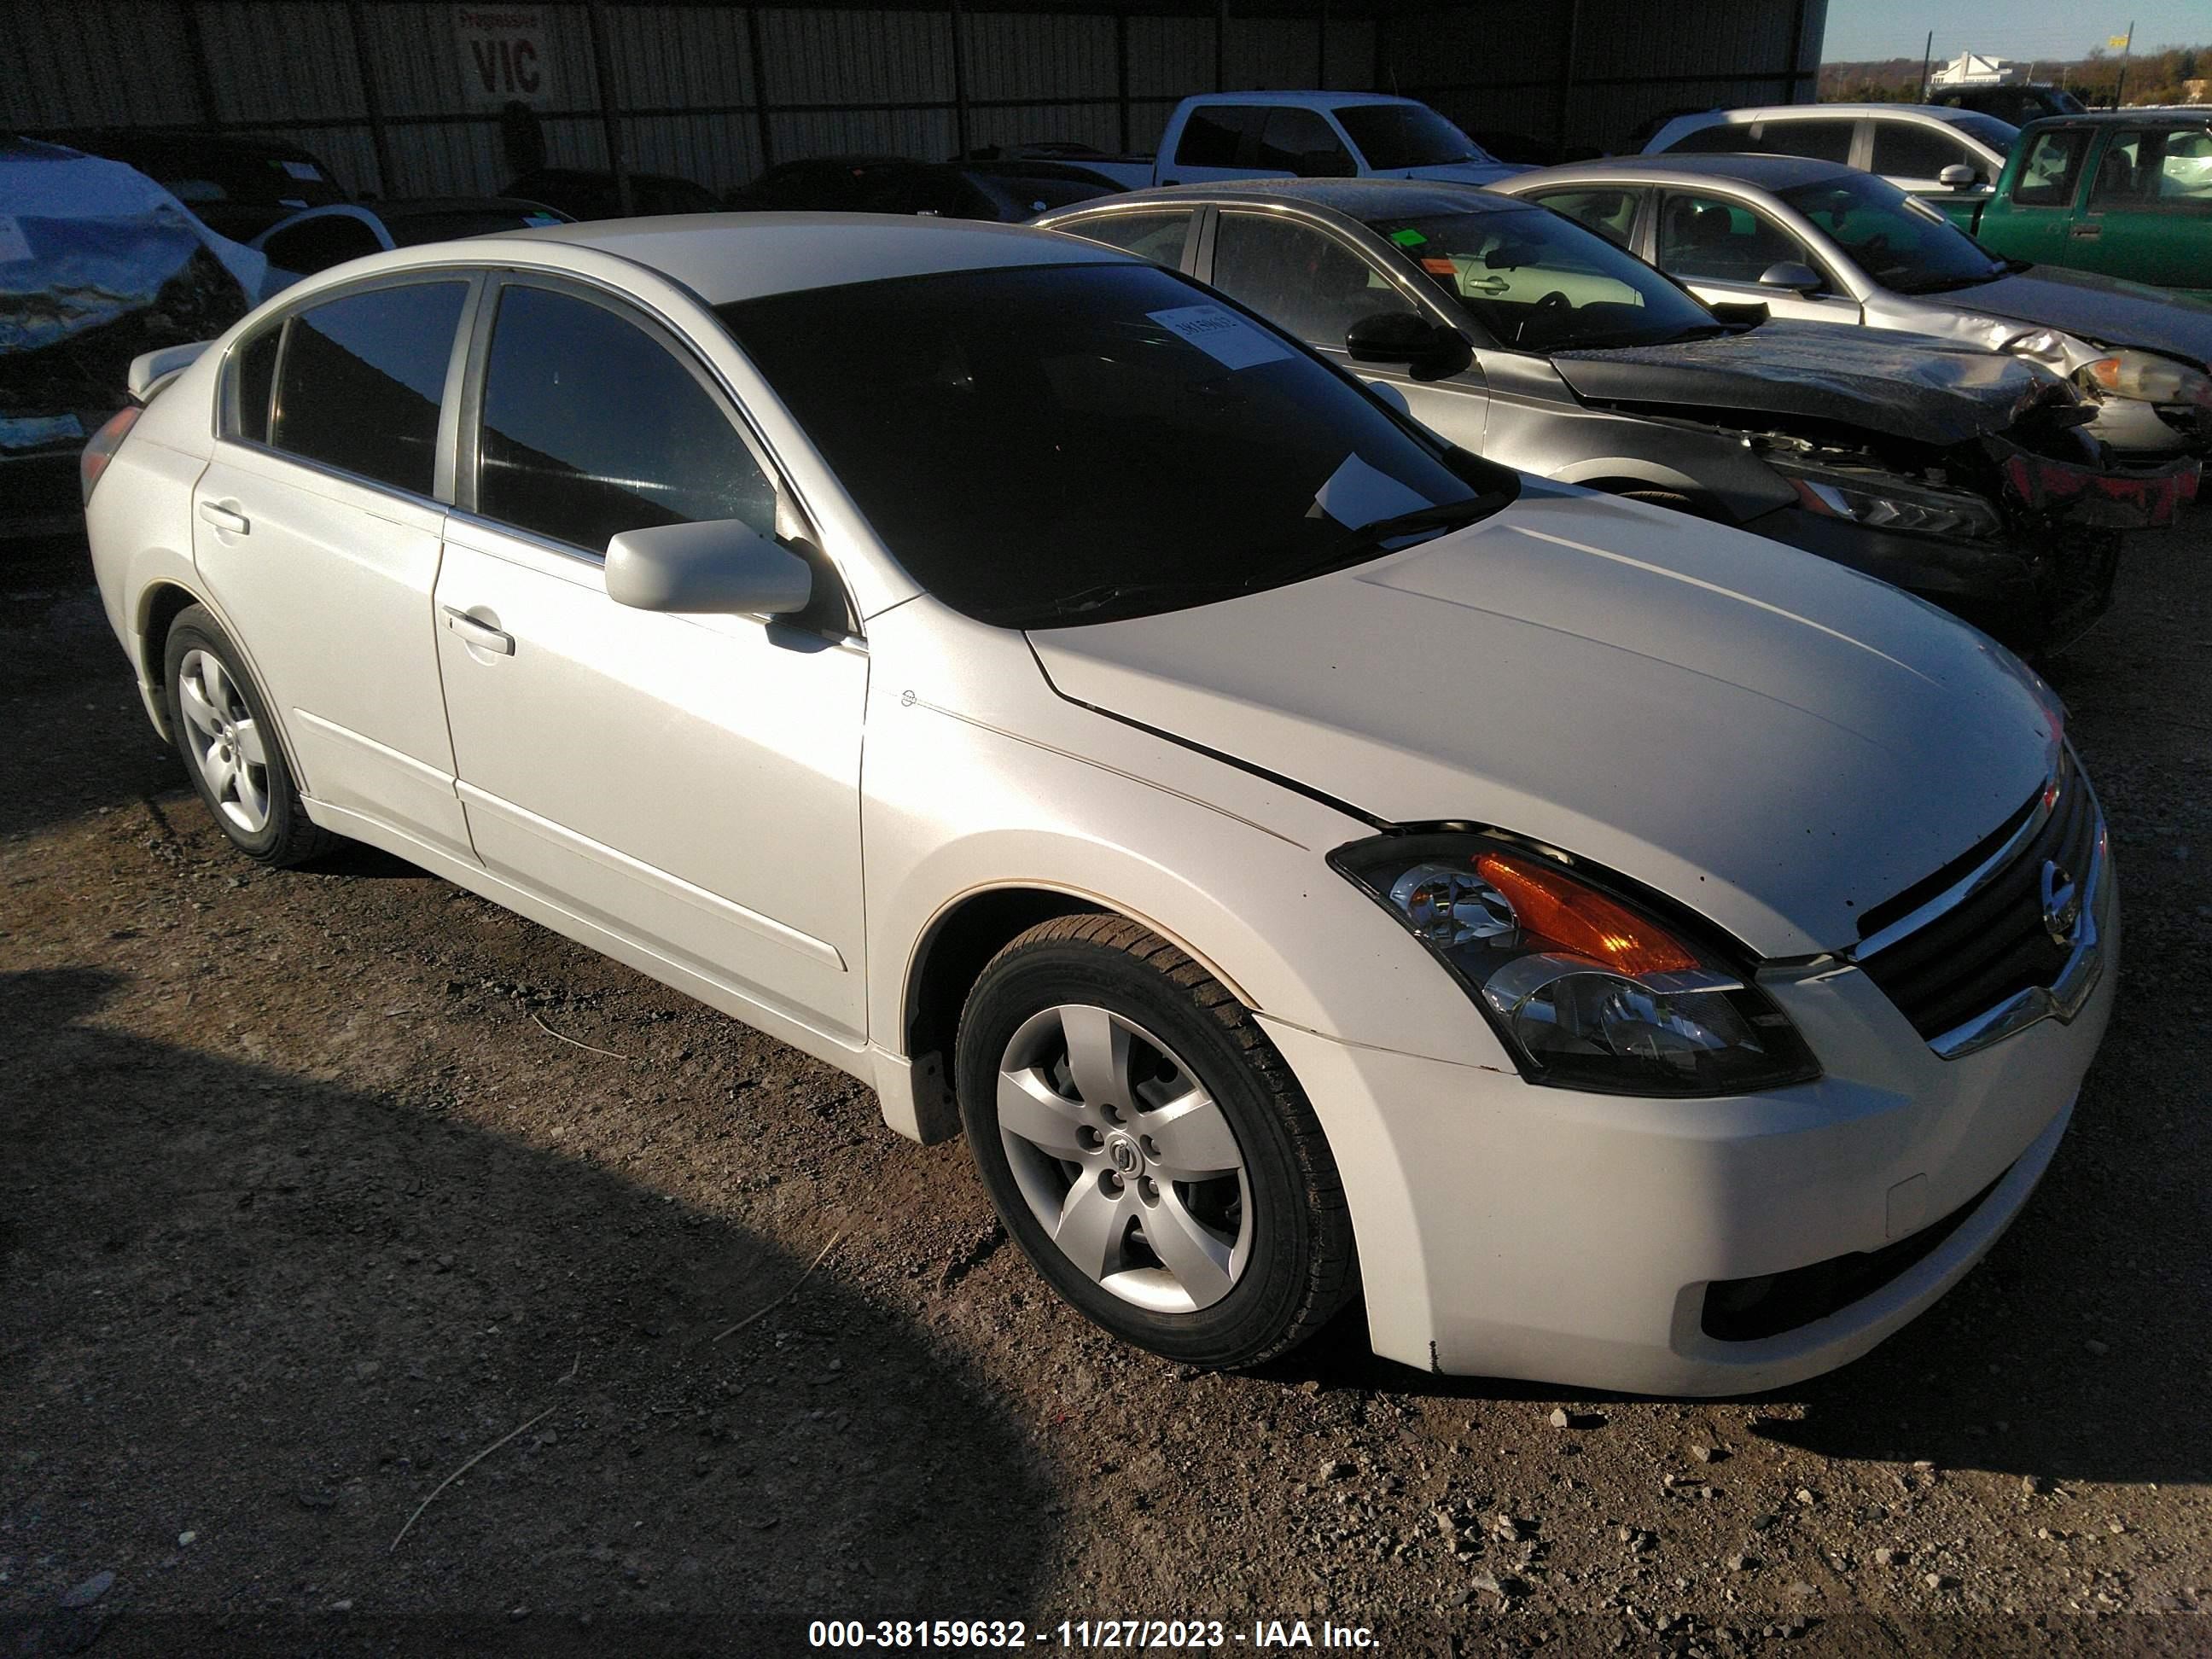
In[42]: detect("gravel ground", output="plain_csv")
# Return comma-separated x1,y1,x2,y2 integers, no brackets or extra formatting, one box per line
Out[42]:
2,521,2209,1658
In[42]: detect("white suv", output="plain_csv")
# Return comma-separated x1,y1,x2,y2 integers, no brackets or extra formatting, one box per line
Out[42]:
80,213,2113,1394
1646,103,2020,196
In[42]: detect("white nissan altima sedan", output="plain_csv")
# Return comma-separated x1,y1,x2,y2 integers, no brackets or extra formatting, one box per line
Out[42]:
80,213,2115,1394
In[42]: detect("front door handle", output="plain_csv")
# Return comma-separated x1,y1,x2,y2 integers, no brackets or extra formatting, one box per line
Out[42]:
442,606,515,655
2069,223,2102,239
197,501,250,535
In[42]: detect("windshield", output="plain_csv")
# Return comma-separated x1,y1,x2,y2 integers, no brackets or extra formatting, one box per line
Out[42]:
1947,112,2022,154
1366,207,1719,351
716,263,1511,628
1777,172,2005,293
1334,104,1497,170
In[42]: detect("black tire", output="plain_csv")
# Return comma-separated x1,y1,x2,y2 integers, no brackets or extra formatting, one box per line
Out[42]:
954,913,1357,1369
163,604,336,867
1615,488,1700,516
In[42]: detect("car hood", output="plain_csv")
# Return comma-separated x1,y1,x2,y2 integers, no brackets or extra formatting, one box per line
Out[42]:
1027,489,2060,959
1549,319,2068,448
1940,265,2212,367
1388,160,1532,185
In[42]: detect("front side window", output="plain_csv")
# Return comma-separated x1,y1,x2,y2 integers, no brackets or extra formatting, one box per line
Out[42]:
1256,108,1355,178
1778,172,2005,293
1331,103,1493,170
1057,210,1193,265
2012,129,2091,206
716,262,1510,628
1528,186,1644,248
1175,106,1260,167
1372,205,1714,351
268,281,467,496
1665,121,1758,155
475,285,776,553
1210,212,1414,348
1756,119,1856,165
1656,191,1817,287
1871,121,1981,183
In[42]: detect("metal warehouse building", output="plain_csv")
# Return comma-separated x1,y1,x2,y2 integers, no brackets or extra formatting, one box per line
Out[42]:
7,0,1826,201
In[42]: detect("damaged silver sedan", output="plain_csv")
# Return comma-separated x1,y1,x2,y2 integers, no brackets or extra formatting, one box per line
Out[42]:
1039,179,2196,654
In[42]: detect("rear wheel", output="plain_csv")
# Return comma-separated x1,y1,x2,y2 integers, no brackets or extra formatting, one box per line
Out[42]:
164,605,335,866
955,914,1356,1369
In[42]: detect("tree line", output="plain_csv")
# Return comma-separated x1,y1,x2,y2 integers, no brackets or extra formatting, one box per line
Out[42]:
1819,44,2205,108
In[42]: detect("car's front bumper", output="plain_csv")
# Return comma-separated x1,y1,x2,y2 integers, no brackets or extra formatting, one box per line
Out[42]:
1260,845,2117,1395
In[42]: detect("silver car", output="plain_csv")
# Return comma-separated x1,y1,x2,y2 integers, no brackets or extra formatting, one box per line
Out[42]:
1498,154,2212,464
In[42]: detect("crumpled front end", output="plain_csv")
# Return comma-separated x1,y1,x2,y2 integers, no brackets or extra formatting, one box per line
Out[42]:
1990,434,2200,531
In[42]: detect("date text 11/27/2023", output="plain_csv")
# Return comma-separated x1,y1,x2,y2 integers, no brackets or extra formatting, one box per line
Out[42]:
806,1619,1380,1649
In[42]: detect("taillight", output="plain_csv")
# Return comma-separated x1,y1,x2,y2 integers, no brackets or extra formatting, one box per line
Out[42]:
79,405,142,507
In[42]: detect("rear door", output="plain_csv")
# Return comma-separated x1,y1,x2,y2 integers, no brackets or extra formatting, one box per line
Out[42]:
2070,126,2212,289
191,275,476,858
431,275,870,1044
1651,189,1862,323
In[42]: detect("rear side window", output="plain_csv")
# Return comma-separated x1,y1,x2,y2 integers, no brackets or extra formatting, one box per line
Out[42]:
1058,210,1193,265
2013,129,2092,206
1755,119,1856,165
1530,186,1643,247
1256,108,1354,178
474,284,776,554
229,326,280,445
268,282,467,496
1871,121,1980,182
1663,122,1758,154
1175,106,1260,167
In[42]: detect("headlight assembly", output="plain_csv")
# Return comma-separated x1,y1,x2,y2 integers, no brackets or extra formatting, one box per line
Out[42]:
2075,350,2212,410
1332,832,1821,1097
1766,457,2003,541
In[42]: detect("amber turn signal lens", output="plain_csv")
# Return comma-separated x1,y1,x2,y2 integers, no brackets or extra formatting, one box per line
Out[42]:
1472,849,1698,977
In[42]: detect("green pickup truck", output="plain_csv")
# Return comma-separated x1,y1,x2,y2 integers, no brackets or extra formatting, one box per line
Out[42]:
1936,110,2212,295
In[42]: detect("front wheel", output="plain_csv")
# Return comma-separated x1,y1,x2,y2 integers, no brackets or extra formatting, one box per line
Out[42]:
954,915,1357,1369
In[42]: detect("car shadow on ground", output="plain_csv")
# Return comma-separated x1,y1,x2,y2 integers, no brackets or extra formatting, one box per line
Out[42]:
0,966,1058,1652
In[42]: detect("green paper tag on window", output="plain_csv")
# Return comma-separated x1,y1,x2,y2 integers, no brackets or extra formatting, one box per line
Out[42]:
1388,228,1429,247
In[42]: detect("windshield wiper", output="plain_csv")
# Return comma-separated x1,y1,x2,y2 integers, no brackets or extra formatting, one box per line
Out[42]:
1022,577,1249,622
1260,495,1504,589
1894,267,2007,294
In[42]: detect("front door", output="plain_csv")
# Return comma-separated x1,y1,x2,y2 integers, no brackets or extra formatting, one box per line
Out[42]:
432,277,870,1045
1978,125,2096,268
191,276,475,859
1202,207,1491,449
1653,189,1864,324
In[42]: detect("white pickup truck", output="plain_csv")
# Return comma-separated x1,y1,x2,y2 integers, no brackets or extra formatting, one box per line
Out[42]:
1148,91,1528,188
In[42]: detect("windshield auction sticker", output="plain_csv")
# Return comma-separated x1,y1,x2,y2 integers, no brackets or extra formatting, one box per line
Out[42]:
1147,305,1293,371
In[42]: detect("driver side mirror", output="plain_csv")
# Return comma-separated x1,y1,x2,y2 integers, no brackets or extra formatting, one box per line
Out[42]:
605,518,813,616
1756,260,1825,295
1343,311,1473,383
1937,162,1979,189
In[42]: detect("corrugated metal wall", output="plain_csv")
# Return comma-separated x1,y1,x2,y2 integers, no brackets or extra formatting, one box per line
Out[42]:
4,1,1813,201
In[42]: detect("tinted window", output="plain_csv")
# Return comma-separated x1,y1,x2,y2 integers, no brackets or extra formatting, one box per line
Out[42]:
1332,104,1493,169
476,286,776,553
1530,186,1643,247
258,213,385,276
2012,128,2092,206
1756,119,1856,164
270,282,465,494
1656,192,1816,286
230,326,279,445
1175,106,1259,167
716,263,1506,628
1212,212,1415,349
1369,207,1714,351
1871,120,1979,182
1257,108,1354,178
1663,121,1758,154
2086,129,2212,208
1947,113,2020,154
1778,172,2005,293
1058,210,1193,265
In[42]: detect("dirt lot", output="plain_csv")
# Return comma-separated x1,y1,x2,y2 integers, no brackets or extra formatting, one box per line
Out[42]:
2,522,2209,1659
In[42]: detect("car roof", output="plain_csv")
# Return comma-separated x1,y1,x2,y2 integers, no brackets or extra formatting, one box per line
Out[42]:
55,126,327,161
1505,154,1850,191
1052,178,1528,219
1678,102,1989,125
1179,90,1426,109
2020,109,2212,128
479,212,1130,305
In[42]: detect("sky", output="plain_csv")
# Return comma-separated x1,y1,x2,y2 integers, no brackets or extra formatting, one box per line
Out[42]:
1821,1,2208,62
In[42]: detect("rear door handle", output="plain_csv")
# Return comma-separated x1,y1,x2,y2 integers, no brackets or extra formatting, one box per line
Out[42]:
197,501,250,535
441,606,515,655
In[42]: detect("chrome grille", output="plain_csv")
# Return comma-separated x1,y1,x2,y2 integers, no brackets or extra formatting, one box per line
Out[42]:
1854,751,2104,1052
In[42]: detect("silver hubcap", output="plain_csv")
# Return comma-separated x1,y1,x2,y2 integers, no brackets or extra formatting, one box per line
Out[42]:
177,649,271,836
997,1004,1251,1314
